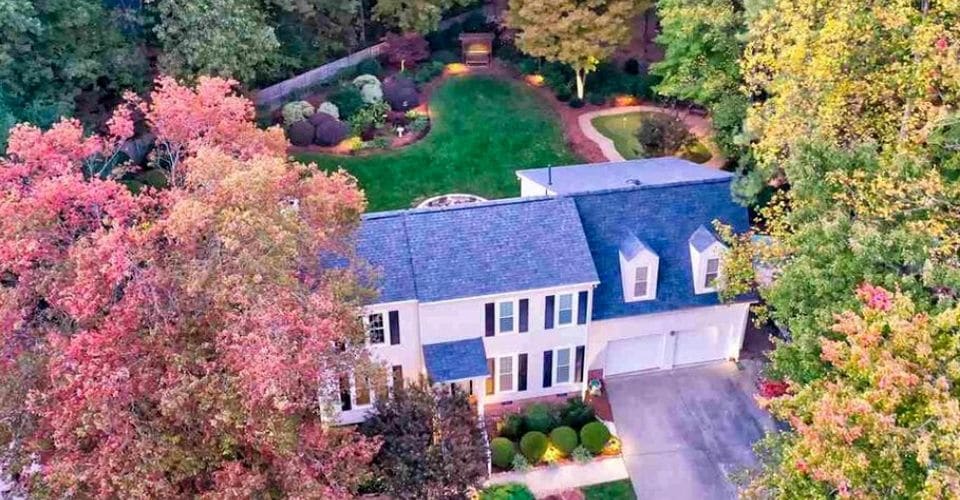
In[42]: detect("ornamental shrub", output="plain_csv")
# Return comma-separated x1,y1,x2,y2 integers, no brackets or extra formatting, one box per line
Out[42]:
414,60,444,85
554,89,572,102
313,116,350,146
327,86,364,120
281,100,315,125
549,426,578,456
587,93,606,106
559,397,596,430
490,437,516,469
568,97,585,109
480,483,535,500
519,431,548,463
516,58,539,75
580,421,611,454
349,101,389,134
499,413,524,440
431,50,458,64
635,113,693,157
286,120,315,147
511,453,531,472
384,32,430,69
571,445,593,464
316,101,339,119
359,83,384,104
383,77,420,111
523,403,556,433
355,58,383,77
352,74,381,90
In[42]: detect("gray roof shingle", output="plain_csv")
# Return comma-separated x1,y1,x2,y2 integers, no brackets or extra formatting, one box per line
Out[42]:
422,338,489,382
516,158,733,195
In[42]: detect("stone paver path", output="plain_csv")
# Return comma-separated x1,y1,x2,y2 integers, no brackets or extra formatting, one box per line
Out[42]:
579,106,727,169
484,456,629,497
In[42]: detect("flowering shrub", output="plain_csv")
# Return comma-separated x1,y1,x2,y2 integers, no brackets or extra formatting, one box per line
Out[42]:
758,379,789,399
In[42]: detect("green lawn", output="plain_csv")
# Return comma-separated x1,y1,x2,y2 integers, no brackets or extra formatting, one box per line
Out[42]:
591,112,711,164
296,75,581,211
582,479,637,500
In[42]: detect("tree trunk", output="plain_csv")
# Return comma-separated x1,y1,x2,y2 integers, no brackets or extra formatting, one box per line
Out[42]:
575,68,586,100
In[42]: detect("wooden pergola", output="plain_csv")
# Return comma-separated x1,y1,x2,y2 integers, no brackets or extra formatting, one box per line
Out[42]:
459,33,495,66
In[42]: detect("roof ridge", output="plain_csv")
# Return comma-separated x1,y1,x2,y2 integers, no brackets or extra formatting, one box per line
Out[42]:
564,176,733,198
400,213,420,300
362,194,560,220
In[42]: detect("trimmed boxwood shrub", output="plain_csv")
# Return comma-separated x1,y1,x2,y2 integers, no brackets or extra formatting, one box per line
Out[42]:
414,60,445,85
519,431,548,463
499,413,524,441
287,120,315,147
523,403,556,434
580,421,611,454
383,77,420,111
481,483,535,500
313,115,350,146
327,86,364,120
355,58,383,77
490,437,516,469
316,101,339,119
549,426,578,456
559,397,596,430
281,100,315,125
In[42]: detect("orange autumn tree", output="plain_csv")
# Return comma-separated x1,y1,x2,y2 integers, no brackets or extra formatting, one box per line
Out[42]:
745,285,960,499
0,77,379,497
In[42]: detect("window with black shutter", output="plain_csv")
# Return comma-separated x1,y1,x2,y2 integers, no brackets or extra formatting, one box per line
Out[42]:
518,354,528,391
518,299,529,333
485,303,495,337
577,291,589,324
544,295,555,330
575,346,585,383
339,375,352,411
542,350,553,388
389,310,400,345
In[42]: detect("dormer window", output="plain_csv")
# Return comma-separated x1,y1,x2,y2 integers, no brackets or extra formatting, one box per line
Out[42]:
619,231,658,302
689,225,726,295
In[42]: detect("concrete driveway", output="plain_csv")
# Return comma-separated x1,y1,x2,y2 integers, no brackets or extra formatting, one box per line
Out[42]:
605,362,774,500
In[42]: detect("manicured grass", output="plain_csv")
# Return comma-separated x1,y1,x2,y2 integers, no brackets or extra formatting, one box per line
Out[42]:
296,75,581,211
591,112,711,163
582,479,637,500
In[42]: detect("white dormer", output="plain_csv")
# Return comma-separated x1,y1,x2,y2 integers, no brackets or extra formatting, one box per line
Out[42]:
689,225,726,295
619,232,659,302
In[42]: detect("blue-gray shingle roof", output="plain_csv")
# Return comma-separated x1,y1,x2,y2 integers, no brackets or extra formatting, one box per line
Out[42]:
689,225,721,252
358,197,599,303
422,338,489,382
619,231,652,260
570,172,750,320
517,158,733,195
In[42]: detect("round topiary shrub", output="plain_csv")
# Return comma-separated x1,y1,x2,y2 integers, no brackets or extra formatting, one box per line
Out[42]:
568,97,585,109
498,413,524,441
352,74,381,90
523,403,556,434
383,78,421,111
281,100,315,125
549,426,578,456
313,116,350,146
519,431,548,463
316,101,339,119
490,437,516,469
328,86,364,120
360,83,384,104
287,120,315,147
355,58,383,77
580,421,611,454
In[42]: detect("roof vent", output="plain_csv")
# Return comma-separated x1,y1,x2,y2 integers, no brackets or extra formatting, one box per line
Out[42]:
625,178,643,186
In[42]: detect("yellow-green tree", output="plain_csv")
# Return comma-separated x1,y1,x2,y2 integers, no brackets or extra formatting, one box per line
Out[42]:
741,0,960,174
506,0,643,100
373,0,473,34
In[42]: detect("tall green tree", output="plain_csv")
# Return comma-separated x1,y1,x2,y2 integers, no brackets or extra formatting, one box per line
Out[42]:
154,0,280,84
506,0,644,100
373,0,473,34
263,0,361,82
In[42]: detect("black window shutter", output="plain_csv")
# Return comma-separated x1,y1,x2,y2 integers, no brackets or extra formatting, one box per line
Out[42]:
577,291,589,324
518,299,529,333
518,354,528,391
389,311,400,345
392,365,403,391
575,346,585,383
542,350,553,388
484,303,495,337
544,295,555,330
339,376,352,411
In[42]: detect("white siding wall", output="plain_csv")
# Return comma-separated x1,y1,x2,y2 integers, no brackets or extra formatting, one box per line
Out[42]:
418,285,594,405
518,176,555,198
587,302,751,375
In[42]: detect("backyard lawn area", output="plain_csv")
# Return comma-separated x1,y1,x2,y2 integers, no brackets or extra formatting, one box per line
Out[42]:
296,75,581,211
591,112,711,164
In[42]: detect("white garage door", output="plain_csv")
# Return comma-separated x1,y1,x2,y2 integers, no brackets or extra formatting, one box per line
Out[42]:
673,327,730,367
605,334,665,376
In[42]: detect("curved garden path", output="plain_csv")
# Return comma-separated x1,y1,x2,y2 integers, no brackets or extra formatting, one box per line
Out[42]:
578,105,727,169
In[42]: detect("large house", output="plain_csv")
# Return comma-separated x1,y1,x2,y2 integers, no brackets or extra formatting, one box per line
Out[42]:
337,158,752,424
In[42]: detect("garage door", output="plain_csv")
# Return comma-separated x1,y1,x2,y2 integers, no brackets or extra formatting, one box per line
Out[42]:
673,327,729,367
605,334,665,376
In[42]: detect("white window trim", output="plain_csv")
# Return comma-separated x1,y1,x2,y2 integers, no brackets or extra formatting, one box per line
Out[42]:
634,266,651,299
361,311,394,346
620,251,659,302
553,346,574,385
704,257,720,289
691,242,725,295
555,293,576,327
495,354,519,394
497,300,517,334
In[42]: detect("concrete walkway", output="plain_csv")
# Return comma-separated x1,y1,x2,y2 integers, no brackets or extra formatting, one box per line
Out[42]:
484,456,629,497
578,106,726,169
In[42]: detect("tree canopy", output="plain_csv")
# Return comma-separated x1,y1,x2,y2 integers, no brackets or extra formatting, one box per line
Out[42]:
374,0,473,34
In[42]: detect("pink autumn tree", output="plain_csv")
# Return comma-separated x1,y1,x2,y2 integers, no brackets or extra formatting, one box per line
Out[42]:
0,77,379,498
